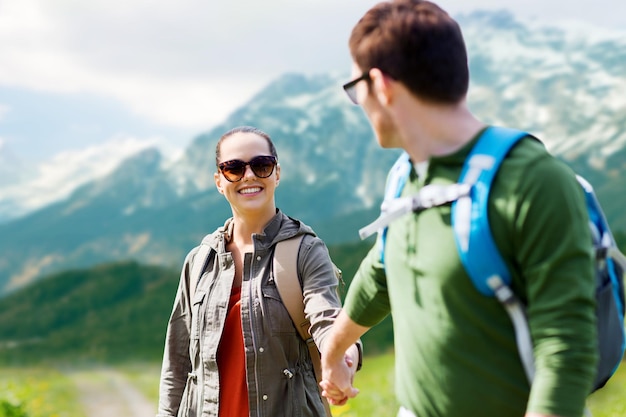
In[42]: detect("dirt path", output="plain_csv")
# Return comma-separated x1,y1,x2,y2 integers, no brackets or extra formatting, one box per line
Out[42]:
69,368,156,417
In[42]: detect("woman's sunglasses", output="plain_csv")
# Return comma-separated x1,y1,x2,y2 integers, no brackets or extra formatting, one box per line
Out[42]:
218,155,277,182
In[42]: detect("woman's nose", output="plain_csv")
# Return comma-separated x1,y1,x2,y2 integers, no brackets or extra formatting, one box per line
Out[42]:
242,164,256,179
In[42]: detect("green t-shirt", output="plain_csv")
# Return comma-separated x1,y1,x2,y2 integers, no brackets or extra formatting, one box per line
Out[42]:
344,132,598,417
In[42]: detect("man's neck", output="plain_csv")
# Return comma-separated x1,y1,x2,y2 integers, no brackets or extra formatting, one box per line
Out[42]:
395,98,485,162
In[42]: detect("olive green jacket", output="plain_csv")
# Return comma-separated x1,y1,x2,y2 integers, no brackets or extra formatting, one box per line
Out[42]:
157,211,341,417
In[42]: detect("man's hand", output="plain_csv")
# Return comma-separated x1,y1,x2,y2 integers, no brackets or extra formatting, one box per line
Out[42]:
320,344,360,405
320,311,369,406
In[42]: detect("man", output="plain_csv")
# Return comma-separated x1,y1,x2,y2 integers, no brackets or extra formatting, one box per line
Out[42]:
320,1,598,417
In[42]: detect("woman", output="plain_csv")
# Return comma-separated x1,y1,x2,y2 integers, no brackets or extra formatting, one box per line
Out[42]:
156,126,360,417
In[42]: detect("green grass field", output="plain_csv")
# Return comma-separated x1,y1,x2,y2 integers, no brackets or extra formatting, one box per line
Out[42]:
331,352,399,416
0,367,83,417
587,361,626,417
0,355,624,417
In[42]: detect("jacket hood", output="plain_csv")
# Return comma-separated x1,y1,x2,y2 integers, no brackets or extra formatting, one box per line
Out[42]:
199,209,315,252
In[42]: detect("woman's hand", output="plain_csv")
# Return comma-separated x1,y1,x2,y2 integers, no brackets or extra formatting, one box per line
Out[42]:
320,344,360,405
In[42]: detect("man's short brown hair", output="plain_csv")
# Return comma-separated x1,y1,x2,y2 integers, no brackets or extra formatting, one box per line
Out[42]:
349,0,469,104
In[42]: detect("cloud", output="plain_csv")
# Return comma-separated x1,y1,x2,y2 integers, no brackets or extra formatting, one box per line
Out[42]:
0,0,379,130
1,0,624,134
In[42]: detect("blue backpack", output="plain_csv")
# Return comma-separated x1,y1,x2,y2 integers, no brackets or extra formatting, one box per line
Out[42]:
359,126,626,391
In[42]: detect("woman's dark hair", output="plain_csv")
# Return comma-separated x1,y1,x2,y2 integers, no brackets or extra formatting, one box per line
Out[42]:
215,126,278,167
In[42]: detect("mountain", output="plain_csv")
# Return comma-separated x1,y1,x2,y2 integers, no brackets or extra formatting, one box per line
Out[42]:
0,72,391,295
459,11,626,160
460,10,626,231
0,136,161,223
1,10,626,295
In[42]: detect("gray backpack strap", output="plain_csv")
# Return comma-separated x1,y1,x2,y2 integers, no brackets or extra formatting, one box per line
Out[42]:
189,243,212,302
359,183,471,239
274,235,332,417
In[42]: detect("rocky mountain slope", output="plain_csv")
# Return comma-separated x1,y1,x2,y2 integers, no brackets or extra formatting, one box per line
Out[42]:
1,11,624,295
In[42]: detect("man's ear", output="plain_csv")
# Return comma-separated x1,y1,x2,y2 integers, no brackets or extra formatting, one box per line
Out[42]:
275,163,281,186
370,68,394,106
214,172,224,194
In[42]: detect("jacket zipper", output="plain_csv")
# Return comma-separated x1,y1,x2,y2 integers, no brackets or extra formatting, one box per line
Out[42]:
246,251,262,417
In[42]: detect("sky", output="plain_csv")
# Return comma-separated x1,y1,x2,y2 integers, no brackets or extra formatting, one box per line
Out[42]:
1,0,626,164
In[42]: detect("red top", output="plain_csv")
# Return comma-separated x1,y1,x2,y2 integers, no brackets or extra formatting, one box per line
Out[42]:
217,285,249,417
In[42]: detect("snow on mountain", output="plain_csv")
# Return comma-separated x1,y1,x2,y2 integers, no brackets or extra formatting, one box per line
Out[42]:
461,11,626,163
3,11,625,224
2,10,626,295
168,71,388,217
0,135,166,222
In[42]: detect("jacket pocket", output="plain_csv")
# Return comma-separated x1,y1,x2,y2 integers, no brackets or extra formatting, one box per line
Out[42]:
261,281,298,334
302,367,326,417
288,366,325,417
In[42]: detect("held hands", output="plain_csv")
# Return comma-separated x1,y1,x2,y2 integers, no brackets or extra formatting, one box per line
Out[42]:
319,345,360,406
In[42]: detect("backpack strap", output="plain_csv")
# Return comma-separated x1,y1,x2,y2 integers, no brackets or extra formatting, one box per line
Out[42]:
273,235,332,417
452,126,535,383
359,152,470,245
578,175,626,388
359,182,471,241
358,152,411,263
578,175,626,274
451,126,528,295
377,152,412,264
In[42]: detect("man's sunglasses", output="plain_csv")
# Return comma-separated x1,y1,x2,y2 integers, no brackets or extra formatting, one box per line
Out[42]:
218,155,277,182
343,72,370,104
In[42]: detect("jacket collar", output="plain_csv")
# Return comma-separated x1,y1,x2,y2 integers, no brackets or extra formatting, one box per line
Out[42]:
199,209,314,253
